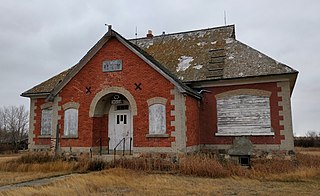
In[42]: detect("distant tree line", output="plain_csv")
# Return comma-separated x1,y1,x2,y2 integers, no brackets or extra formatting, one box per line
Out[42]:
294,131,320,147
0,105,29,153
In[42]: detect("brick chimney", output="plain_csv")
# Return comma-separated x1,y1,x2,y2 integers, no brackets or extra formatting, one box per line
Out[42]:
146,30,153,38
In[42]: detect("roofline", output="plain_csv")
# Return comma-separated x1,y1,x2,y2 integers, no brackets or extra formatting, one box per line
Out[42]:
48,28,201,101
20,92,51,98
186,72,298,95
130,24,235,41
185,71,298,84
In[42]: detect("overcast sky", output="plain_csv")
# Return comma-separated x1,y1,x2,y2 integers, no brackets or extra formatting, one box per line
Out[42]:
0,0,319,136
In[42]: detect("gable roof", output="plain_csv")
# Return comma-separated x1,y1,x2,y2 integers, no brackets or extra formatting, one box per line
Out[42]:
21,27,201,99
21,25,298,99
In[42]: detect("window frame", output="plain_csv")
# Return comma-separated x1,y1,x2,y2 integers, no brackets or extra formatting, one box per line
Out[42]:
148,103,166,135
63,108,79,137
146,97,169,138
40,108,53,136
215,90,274,136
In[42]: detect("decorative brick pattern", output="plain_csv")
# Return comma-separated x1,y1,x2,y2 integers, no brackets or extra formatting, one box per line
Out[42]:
277,81,294,150
147,97,167,106
28,98,37,150
170,87,187,152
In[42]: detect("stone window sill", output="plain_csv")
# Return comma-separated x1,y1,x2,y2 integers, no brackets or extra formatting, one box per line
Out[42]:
38,135,51,139
215,132,275,136
62,135,78,139
146,134,169,138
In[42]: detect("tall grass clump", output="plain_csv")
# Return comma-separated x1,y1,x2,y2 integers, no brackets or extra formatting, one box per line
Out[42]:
116,157,176,172
16,152,55,164
0,152,76,173
179,154,230,177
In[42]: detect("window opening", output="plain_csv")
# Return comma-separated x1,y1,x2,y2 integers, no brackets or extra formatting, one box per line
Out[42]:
116,105,129,110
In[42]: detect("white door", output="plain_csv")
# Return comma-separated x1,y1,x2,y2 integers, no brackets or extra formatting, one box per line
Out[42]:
108,107,132,151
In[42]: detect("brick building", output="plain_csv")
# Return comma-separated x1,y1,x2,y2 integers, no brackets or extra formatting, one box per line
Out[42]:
21,25,298,158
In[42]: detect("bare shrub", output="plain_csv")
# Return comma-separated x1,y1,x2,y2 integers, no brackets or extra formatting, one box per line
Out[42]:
86,158,108,171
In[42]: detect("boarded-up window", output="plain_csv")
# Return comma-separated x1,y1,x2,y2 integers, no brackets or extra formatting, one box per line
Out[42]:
41,109,52,135
149,104,166,134
64,109,78,136
217,95,271,135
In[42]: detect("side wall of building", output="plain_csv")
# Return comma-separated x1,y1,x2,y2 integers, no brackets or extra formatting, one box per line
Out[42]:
199,81,294,153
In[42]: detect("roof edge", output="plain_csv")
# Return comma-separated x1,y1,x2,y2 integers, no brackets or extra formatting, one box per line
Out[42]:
185,72,298,84
130,24,235,41
20,92,50,98
48,27,201,100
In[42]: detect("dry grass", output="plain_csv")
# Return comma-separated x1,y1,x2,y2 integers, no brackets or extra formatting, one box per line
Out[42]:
0,172,67,186
0,153,81,186
1,168,320,196
296,147,320,156
115,152,320,181
0,148,319,194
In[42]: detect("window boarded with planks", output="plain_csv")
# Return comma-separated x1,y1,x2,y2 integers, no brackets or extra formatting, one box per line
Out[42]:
216,95,272,136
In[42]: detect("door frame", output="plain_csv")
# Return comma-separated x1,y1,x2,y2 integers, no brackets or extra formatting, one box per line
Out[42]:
108,103,133,151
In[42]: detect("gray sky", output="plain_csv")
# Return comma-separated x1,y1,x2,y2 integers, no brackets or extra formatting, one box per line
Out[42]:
0,0,319,136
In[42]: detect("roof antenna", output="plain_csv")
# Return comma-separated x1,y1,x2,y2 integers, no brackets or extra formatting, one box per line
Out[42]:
135,26,138,44
224,10,227,25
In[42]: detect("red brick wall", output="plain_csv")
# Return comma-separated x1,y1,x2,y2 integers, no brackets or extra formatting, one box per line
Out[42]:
186,96,200,147
57,37,176,148
200,82,284,145
33,98,51,146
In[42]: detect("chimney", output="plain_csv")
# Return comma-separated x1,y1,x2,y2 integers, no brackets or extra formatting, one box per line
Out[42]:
146,30,153,38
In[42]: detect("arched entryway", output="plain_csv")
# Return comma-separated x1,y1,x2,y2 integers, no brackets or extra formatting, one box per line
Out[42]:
89,87,137,153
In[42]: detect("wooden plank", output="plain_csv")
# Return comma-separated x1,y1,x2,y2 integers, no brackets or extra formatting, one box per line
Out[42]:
217,95,271,135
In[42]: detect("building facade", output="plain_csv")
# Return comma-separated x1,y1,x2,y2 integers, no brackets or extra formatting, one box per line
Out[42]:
21,25,298,158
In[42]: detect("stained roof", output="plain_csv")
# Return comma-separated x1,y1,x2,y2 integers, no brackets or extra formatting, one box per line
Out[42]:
132,25,298,82
21,67,73,97
21,25,298,98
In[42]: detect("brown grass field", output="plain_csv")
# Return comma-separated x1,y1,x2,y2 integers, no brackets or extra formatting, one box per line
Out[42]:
1,168,319,196
0,148,319,195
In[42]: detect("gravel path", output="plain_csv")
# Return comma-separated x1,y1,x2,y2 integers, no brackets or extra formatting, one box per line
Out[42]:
0,173,78,191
